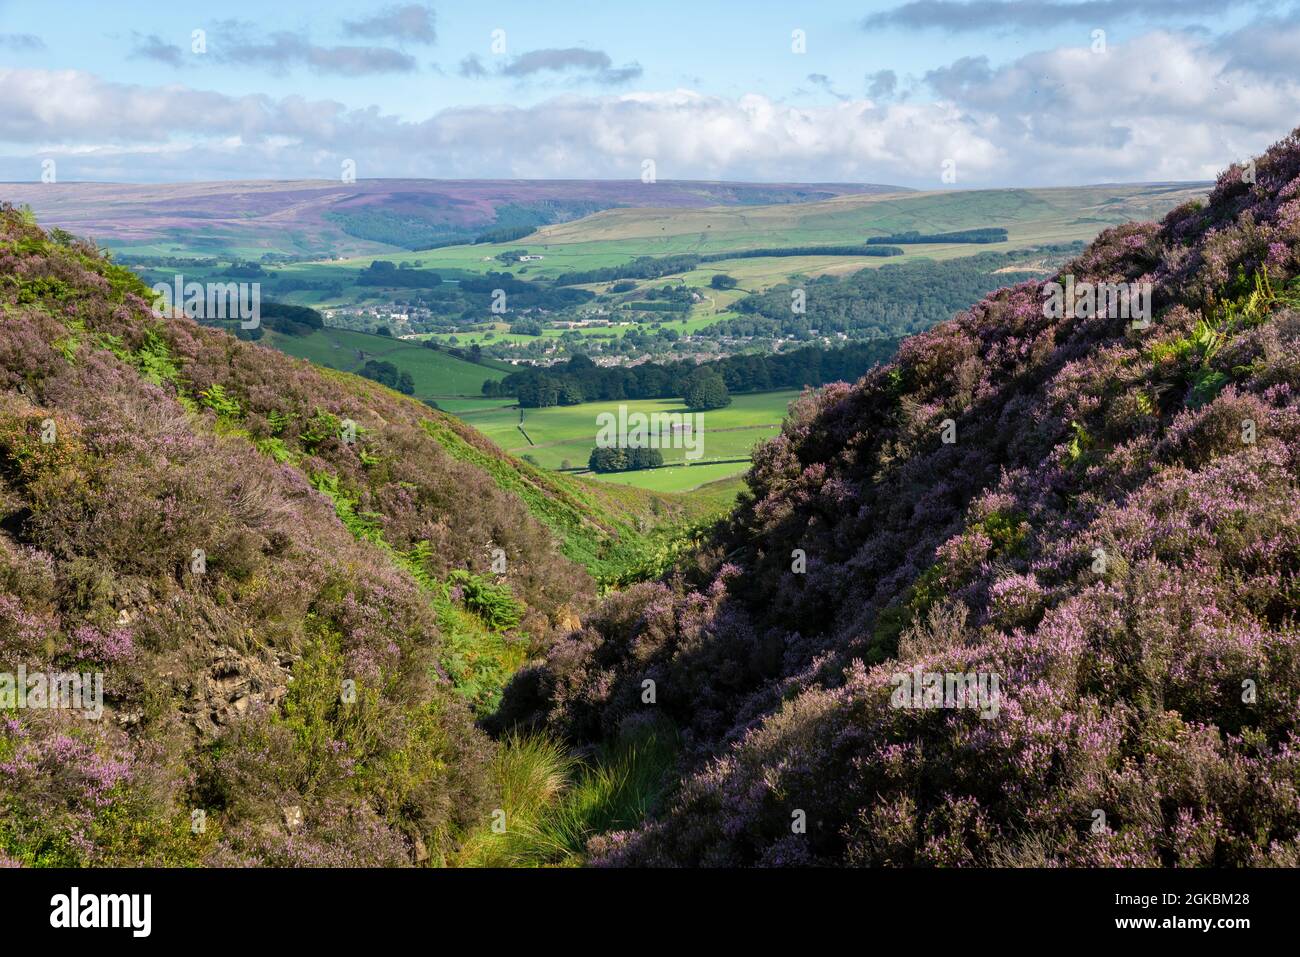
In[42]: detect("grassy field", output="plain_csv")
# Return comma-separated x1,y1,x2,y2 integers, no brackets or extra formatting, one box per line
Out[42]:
586,460,754,494
461,391,798,491
259,327,511,400
255,329,787,498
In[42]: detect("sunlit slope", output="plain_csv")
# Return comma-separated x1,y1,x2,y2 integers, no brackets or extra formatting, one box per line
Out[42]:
261,326,509,399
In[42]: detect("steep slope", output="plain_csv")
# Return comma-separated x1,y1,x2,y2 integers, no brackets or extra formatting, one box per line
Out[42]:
498,130,1300,866
0,206,603,865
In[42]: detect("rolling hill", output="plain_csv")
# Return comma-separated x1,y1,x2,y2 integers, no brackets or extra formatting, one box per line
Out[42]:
345,182,1210,285
2,179,903,261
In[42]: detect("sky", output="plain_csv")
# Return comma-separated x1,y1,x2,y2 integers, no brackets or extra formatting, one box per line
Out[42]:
1,0,1298,187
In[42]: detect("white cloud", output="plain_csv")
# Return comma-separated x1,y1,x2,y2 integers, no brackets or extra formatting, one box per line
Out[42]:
1,29,1297,185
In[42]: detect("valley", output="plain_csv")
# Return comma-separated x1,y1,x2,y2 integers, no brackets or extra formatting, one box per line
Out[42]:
7,0,1300,929
41,178,1206,506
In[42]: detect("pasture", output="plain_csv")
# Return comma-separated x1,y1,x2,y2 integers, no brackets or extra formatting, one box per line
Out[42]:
461,390,800,491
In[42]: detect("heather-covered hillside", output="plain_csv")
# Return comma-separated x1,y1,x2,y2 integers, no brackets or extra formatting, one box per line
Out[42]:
0,205,613,865
499,129,1300,866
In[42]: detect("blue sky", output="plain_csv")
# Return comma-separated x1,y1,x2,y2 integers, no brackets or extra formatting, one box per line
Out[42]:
2,0,1298,185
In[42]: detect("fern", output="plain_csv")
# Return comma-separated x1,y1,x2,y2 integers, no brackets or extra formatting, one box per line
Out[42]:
446,569,524,631
134,329,181,387
197,383,241,418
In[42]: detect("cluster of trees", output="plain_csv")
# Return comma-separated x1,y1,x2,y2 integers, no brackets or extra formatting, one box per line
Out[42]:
553,244,913,286
698,244,901,260
587,446,664,472
357,260,443,288
639,285,695,303
865,228,1008,244
358,359,415,395
352,267,595,328
475,225,535,244
484,340,900,407
219,261,271,278
554,254,702,287
126,255,222,269
265,275,345,296
712,245,1083,340
260,301,324,334
422,338,491,367
327,200,610,251
684,370,731,410
625,300,690,313
618,283,695,313
230,301,323,341
458,274,595,310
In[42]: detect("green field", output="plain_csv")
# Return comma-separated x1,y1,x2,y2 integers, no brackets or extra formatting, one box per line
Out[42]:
159,183,1204,317
305,185,1198,285
511,185,1202,268
460,391,798,491
255,328,793,496
260,327,511,400
586,460,754,493
431,396,520,414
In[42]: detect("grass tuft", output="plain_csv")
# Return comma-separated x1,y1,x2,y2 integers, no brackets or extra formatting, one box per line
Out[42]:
454,723,678,868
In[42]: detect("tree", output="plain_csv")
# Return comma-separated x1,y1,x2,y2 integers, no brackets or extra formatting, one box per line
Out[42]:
516,373,560,408
710,274,738,290
588,447,627,472
684,369,731,411
558,379,585,405
588,446,662,472
628,448,664,470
